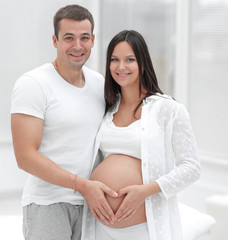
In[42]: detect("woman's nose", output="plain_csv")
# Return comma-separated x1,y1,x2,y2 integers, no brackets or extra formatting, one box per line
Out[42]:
118,61,126,70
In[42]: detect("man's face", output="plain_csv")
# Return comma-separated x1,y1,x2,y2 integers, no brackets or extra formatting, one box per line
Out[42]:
53,18,94,70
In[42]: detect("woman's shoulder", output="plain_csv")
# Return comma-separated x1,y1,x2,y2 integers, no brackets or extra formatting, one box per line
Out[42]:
145,93,186,117
146,92,172,100
145,93,180,107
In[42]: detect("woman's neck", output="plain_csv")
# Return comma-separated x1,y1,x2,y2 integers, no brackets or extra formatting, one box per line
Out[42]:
120,86,146,106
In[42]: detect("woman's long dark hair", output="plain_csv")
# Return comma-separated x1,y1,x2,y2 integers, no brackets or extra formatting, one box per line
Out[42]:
105,30,163,113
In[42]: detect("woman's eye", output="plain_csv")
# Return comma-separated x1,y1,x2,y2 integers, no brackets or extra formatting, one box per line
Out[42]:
127,58,135,62
111,58,118,62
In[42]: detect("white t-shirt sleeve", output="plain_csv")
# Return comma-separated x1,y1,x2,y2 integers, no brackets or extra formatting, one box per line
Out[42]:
11,74,46,119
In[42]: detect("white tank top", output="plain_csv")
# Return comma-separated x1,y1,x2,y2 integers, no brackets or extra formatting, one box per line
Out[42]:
100,119,141,159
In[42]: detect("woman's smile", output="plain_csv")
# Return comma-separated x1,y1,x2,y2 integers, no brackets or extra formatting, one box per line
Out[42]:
116,72,131,78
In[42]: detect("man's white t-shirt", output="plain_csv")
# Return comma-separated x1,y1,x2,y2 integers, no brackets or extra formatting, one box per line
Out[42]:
11,63,105,206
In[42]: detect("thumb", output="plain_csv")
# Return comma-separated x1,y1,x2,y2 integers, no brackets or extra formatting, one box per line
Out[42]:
118,186,130,197
101,184,118,198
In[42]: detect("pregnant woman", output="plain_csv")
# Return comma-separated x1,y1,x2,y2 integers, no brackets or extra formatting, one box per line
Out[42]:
80,30,201,240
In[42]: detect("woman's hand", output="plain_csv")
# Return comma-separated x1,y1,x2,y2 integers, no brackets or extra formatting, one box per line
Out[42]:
115,184,147,222
115,182,161,222
76,176,118,225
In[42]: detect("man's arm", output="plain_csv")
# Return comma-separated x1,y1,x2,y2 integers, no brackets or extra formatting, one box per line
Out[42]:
11,113,117,224
11,113,75,188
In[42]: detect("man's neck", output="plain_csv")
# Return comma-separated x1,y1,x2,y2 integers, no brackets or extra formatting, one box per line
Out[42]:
53,60,85,88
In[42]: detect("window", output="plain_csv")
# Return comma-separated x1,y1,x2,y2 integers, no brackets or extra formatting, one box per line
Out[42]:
187,0,228,161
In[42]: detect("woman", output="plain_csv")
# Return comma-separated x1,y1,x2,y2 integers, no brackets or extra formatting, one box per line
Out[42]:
81,30,200,240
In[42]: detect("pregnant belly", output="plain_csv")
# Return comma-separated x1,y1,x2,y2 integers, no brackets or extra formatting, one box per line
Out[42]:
90,154,146,228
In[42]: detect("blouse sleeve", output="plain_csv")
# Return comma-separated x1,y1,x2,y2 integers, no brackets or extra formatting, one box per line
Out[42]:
156,103,201,200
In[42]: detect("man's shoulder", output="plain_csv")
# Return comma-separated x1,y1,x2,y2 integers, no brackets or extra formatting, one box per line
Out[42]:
17,63,53,86
82,66,104,80
13,63,53,93
24,63,52,78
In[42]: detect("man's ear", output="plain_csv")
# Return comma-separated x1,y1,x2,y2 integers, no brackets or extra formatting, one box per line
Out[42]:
52,34,58,48
91,34,95,48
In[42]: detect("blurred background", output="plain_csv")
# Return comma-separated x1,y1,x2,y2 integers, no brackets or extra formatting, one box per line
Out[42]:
0,0,227,239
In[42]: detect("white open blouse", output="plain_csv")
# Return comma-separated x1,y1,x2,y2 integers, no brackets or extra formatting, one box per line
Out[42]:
81,93,201,240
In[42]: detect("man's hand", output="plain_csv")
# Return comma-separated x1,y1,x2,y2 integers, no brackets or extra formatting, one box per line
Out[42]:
76,176,118,225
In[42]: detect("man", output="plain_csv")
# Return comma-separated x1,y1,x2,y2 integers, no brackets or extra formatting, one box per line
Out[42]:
11,5,117,240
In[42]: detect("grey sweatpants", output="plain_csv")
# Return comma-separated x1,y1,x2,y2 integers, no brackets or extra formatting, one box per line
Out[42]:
23,203,83,240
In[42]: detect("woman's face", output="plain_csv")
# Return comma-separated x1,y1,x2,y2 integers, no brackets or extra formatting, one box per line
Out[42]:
110,41,139,89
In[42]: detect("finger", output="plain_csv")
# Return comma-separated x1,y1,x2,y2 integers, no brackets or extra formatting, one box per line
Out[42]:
117,208,133,222
115,201,128,219
118,187,129,198
102,184,118,198
90,208,100,222
102,201,116,223
123,209,136,221
99,205,114,224
94,208,110,225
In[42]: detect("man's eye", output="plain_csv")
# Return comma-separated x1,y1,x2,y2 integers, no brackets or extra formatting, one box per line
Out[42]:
82,37,89,40
65,37,73,41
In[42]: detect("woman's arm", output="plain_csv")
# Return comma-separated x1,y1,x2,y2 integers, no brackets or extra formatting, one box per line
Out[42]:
156,103,201,199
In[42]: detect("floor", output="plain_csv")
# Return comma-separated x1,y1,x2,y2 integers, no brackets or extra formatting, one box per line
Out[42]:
0,191,24,240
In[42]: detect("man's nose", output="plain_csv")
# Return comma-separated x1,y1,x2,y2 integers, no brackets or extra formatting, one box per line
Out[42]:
73,38,82,50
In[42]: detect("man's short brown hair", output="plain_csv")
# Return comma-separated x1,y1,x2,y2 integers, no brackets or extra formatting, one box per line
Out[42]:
53,4,94,39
